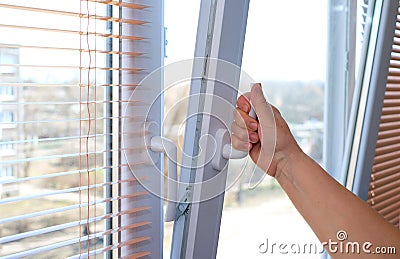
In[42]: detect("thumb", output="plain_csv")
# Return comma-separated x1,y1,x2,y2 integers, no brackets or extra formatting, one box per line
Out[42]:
250,83,274,127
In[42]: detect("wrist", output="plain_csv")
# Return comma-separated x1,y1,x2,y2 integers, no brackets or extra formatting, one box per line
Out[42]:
274,145,304,186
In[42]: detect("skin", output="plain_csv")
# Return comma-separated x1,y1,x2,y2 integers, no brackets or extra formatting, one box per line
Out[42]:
231,83,400,258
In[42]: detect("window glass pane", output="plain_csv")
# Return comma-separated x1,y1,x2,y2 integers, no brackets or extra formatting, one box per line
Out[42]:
0,86,15,97
163,1,201,257
0,1,107,257
219,0,326,258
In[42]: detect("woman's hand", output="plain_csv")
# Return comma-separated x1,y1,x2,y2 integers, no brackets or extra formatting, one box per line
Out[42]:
232,83,400,258
231,83,301,177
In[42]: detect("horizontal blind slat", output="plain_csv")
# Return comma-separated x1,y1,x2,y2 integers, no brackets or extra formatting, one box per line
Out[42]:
0,63,143,72
368,186,400,202
0,24,144,40
369,193,400,210
0,179,148,205
1,231,148,259
0,43,143,56
377,128,400,139
0,148,147,166
1,208,151,258
381,106,400,115
369,180,400,197
379,121,400,131
0,190,147,224
372,164,400,179
375,142,400,156
372,158,400,172
369,173,400,189
376,135,400,147
0,164,131,185
87,0,148,10
0,3,146,25
374,150,400,164
4,115,146,127
1,207,151,244
66,241,151,259
375,200,400,216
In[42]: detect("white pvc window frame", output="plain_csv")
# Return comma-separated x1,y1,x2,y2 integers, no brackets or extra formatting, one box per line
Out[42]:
170,0,250,258
119,0,165,258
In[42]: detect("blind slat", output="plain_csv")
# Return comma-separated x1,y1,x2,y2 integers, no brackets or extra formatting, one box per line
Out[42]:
375,142,400,156
0,63,143,72
0,24,144,40
381,106,400,115
377,128,400,139
370,173,400,189
379,113,400,122
0,191,147,225
369,185,400,202
372,158,400,172
0,164,132,185
0,43,143,56
376,134,400,147
87,0,148,10
67,242,152,259
1,231,150,259
379,121,400,131
372,165,400,181
376,200,400,216
0,3,146,25
369,180,400,197
3,115,144,127
0,147,147,166
1,206,151,244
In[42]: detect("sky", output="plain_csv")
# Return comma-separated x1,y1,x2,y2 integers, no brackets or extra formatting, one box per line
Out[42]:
164,0,328,82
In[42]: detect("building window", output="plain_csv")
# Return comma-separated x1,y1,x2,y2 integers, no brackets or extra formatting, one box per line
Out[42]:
0,165,14,178
0,86,14,95
0,111,14,124
0,50,19,75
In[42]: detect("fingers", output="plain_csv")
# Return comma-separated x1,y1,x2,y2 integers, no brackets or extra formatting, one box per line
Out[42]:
233,107,258,131
236,92,251,113
231,133,252,151
250,83,275,127
231,122,259,143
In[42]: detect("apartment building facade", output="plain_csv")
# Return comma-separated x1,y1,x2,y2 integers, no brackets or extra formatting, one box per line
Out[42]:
0,46,23,197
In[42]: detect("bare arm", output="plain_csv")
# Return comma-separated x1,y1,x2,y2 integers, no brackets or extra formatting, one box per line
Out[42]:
231,83,400,258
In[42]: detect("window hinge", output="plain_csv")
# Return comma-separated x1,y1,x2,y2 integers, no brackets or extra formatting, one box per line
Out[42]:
164,27,168,58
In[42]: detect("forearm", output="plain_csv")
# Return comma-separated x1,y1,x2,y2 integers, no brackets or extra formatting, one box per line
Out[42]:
275,149,400,258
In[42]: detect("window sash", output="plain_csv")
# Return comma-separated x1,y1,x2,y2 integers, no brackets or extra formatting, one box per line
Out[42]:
170,0,250,258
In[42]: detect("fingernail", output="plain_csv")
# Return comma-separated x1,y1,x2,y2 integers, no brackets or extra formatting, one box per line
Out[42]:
249,132,258,142
241,103,249,112
253,83,262,94
249,122,258,130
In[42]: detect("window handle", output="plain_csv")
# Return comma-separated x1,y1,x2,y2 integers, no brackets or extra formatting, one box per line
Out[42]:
149,136,178,222
212,104,256,170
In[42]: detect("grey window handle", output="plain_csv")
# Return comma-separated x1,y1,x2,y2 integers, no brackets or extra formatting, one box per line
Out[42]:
212,103,257,170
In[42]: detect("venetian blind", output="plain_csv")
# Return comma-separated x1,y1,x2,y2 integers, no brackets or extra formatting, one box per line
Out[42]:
367,5,400,228
0,0,163,258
